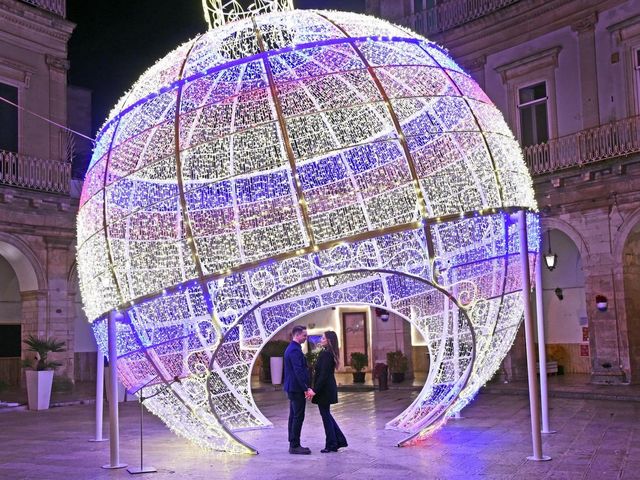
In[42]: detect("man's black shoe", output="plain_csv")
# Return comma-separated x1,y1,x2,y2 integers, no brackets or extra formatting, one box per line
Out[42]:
289,446,311,454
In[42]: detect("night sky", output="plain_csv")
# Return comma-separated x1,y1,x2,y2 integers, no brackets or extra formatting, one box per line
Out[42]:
67,0,365,136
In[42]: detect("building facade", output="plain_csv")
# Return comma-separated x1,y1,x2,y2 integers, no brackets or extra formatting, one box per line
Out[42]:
0,0,93,386
366,0,640,384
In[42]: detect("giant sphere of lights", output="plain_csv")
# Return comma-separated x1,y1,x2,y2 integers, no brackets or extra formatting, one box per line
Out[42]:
77,9,538,453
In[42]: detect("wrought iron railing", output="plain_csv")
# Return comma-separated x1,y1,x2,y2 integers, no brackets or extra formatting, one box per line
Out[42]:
399,0,520,35
0,150,71,194
19,0,65,17
524,115,640,176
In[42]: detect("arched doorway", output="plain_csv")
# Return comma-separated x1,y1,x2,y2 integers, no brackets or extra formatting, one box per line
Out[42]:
220,270,476,449
0,235,46,386
540,228,589,375
0,255,22,386
622,222,640,383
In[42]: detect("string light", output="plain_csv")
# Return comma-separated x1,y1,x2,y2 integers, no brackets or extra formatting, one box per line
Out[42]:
77,6,538,453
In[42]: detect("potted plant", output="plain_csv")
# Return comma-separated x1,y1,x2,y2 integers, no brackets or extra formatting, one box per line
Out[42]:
259,340,289,384
22,335,66,410
350,352,368,383
305,349,321,386
386,350,409,383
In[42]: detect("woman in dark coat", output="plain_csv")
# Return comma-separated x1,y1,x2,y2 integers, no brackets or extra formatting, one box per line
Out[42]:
312,330,348,453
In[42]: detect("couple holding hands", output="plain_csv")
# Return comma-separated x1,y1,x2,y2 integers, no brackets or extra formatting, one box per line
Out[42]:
283,325,348,454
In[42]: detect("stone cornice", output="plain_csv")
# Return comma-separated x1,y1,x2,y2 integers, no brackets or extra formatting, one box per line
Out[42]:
0,56,35,87
607,13,640,44
495,46,561,83
571,12,598,34
462,54,486,72
45,53,70,71
0,0,75,47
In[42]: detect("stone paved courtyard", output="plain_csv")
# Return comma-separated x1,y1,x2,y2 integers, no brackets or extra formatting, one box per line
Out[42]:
1,389,639,479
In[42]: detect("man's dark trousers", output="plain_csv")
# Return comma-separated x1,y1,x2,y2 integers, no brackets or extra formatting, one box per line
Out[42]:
288,391,306,448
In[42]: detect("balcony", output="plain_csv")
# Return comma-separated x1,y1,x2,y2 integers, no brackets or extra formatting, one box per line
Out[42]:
398,0,521,36
18,0,65,17
0,150,71,194
524,115,640,176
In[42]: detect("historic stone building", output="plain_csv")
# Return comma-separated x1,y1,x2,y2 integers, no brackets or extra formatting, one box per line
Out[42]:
366,0,640,384
4,0,640,391
0,0,92,386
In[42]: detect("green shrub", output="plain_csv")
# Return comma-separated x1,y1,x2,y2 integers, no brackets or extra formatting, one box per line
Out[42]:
386,351,409,373
350,352,368,372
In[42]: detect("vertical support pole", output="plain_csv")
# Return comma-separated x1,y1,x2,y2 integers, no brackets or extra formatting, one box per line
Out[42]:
89,349,107,442
102,311,127,469
517,211,550,461
535,254,556,434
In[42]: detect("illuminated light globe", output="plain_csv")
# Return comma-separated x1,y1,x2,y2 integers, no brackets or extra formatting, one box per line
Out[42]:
77,5,539,454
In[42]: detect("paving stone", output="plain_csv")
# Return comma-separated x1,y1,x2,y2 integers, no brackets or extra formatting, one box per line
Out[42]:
1,390,640,479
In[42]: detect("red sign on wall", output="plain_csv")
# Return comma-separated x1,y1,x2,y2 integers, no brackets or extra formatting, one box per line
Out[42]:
582,327,589,342
580,344,590,357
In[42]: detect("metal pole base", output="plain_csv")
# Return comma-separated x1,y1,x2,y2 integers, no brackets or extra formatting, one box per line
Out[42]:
127,466,158,474
541,429,557,435
527,455,551,462
102,463,128,469
89,438,108,442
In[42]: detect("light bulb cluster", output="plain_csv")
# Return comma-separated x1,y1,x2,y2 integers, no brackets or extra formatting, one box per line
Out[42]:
78,9,537,452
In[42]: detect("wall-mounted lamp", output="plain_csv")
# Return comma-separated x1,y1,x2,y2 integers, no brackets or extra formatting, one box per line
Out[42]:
595,294,608,312
375,307,389,322
544,231,558,271
554,287,564,300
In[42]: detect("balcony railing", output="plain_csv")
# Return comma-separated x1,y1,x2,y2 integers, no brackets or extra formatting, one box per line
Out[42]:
19,0,65,17
399,0,520,35
524,115,640,176
0,150,71,194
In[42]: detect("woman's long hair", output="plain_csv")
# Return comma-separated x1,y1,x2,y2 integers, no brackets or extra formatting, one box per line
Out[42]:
324,330,340,367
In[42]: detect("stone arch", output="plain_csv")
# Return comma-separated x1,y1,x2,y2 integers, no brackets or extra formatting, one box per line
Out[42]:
541,217,590,258
613,206,640,264
539,224,589,375
616,208,640,383
0,232,46,292
204,268,481,452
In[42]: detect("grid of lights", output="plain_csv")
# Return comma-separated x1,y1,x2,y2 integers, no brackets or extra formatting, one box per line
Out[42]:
77,8,538,453
202,0,294,29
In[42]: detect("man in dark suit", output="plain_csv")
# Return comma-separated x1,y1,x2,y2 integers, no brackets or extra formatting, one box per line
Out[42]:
283,325,315,454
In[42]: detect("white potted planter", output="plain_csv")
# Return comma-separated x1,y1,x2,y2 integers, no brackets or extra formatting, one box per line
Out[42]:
270,356,284,385
22,335,66,411
25,370,54,410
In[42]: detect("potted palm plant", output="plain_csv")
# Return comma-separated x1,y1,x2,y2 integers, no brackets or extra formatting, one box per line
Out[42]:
350,352,368,383
386,350,409,383
22,335,66,410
